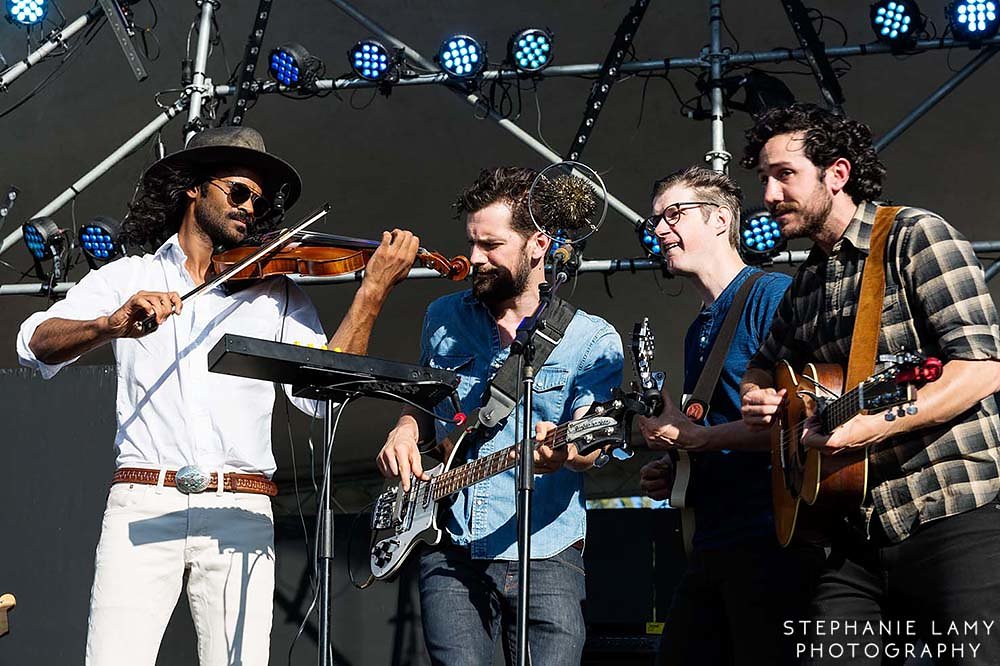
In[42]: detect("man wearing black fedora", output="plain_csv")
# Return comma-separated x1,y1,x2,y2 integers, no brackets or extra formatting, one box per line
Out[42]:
16,126,419,665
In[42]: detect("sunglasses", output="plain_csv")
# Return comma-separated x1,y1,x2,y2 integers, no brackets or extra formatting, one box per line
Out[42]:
206,179,272,218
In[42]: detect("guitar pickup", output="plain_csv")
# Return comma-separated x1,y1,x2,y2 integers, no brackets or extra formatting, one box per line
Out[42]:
392,482,414,531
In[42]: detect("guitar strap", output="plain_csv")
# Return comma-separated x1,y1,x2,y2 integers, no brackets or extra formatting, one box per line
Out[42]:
845,206,900,387
675,270,763,557
424,297,578,452
477,296,578,428
682,271,765,420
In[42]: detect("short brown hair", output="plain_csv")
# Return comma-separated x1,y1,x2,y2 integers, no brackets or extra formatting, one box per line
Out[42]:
650,166,743,248
454,167,538,237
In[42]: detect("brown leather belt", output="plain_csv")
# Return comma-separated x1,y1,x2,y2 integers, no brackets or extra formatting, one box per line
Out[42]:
112,467,278,497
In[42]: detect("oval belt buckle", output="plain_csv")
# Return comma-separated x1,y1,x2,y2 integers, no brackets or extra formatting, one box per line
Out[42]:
175,465,211,494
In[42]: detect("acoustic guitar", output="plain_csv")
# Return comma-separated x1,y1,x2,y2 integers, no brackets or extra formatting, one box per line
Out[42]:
771,352,942,546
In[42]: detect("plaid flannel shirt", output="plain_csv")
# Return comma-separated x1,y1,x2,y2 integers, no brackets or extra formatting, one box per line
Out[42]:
750,201,1000,542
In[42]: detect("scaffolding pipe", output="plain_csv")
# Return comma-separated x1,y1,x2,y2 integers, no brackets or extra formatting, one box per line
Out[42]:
0,96,189,257
325,0,646,227
204,36,1000,94
875,46,999,153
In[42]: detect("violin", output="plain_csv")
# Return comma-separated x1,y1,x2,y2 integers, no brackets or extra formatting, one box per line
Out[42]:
212,230,471,282
136,206,468,335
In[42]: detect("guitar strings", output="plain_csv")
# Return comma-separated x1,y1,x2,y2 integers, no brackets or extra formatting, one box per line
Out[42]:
431,423,571,500
784,382,864,442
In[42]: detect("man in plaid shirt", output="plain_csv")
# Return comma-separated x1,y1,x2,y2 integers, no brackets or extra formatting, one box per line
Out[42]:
739,104,1000,665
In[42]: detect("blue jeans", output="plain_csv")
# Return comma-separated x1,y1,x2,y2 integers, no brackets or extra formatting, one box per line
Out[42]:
419,543,586,666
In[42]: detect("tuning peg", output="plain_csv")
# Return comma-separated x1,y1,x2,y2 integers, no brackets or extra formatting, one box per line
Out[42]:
905,405,918,415
593,453,610,469
896,406,907,418
884,412,897,422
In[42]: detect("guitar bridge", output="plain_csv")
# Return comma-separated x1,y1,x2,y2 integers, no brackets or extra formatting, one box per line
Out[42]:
371,486,398,530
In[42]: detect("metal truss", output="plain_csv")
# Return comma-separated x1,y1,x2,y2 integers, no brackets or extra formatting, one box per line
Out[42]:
2,0,999,285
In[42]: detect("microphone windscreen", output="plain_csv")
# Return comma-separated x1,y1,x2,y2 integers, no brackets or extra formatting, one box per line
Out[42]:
530,172,599,238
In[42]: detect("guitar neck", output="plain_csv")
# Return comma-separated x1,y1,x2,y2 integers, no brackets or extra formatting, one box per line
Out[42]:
821,383,866,432
431,423,570,501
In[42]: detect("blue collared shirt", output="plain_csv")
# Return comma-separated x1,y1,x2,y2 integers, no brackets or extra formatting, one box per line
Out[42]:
420,290,624,560
683,266,791,550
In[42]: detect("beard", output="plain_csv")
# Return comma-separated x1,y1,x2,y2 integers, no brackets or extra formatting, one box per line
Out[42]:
472,252,532,305
770,177,833,240
194,198,249,250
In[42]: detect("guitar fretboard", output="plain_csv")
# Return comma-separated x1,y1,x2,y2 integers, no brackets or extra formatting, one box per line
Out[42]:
431,424,571,501
821,383,866,432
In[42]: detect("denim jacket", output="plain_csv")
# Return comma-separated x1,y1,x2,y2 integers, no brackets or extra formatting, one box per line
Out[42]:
420,290,624,560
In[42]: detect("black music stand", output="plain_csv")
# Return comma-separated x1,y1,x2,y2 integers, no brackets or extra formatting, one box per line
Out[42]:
208,334,460,666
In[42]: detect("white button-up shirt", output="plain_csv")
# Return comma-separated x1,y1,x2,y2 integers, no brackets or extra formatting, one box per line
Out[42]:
16,235,328,477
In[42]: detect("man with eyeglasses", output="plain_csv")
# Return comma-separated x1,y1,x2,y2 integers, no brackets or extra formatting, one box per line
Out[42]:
637,166,821,665
16,127,419,666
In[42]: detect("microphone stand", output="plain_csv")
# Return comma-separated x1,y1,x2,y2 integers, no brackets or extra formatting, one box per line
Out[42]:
509,245,579,666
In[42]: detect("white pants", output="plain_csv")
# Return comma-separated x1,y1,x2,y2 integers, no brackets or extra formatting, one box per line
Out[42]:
85,482,275,666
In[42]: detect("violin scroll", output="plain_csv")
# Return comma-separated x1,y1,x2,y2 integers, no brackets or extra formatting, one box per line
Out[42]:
418,251,471,281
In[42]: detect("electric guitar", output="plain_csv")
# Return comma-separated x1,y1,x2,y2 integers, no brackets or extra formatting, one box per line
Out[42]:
370,398,633,580
771,352,943,546
632,318,700,553
630,319,690,506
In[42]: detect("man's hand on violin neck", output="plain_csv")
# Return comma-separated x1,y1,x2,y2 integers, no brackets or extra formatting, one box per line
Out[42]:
362,229,420,297
106,290,183,339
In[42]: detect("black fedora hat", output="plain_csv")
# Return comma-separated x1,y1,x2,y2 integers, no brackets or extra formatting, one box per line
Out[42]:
141,126,302,213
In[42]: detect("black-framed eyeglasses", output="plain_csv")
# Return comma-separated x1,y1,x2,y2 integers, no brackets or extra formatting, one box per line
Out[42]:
207,179,272,218
643,201,718,231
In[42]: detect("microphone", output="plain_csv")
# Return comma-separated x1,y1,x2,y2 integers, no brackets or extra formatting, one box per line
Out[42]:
550,242,578,282
529,172,600,240
552,244,574,266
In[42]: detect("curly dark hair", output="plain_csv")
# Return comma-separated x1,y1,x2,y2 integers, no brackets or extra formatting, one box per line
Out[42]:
121,163,206,251
453,167,538,237
741,103,886,203
122,162,280,252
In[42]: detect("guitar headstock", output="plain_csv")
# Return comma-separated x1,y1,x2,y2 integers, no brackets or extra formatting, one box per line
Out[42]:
630,318,657,393
0,593,14,638
575,393,636,466
861,353,943,418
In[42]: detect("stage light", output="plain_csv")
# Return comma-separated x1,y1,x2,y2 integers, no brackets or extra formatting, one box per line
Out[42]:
79,216,123,268
870,1,924,45
5,0,47,26
268,43,322,89
948,1,999,40
739,209,786,263
349,39,391,81
637,219,662,258
22,217,62,261
508,28,553,73
436,34,486,79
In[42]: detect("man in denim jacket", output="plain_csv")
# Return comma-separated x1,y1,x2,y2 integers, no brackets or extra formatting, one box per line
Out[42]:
376,167,623,665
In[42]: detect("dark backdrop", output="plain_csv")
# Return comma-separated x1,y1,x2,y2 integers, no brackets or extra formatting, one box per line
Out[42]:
1,2,995,662
2,0,998,490
1,1,998,478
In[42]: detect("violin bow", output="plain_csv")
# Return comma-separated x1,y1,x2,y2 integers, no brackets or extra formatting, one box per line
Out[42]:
136,203,332,334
